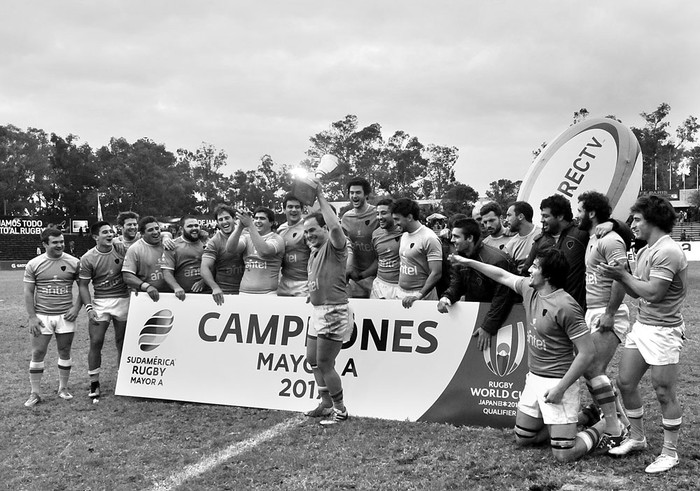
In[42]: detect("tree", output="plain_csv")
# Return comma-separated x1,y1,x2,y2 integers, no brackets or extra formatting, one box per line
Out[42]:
441,184,479,216
177,143,231,214
485,179,522,212
380,130,427,198
0,125,51,214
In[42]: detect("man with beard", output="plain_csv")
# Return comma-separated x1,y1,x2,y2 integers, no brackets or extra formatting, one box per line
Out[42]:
122,216,170,302
503,201,540,275
342,177,378,298
201,204,246,304
599,195,687,473
24,227,82,407
391,198,442,308
368,198,402,300
78,221,129,401
303,178,352,425
458,248,605,462
576,191,631,449
114,211,140,249
226,207,284,295
277,194,311,297
163,216,206,300
481,202,511,251
437,218,515,351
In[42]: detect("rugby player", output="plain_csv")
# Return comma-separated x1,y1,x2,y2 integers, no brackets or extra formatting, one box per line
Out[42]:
437,218,515,351
599,195,687,473
78,221,129,400
391,198,442,308
303,178,352,425
481,202,511,250
200,204,246,304
122,216,169,301
577,191,630,449
341,177,378,298
24,227,82,407
503,201,540,275
459,248,605,462
226,207,284,295
114,211,140,249
163,216,205,300
277,194,310,297
368,198,402,299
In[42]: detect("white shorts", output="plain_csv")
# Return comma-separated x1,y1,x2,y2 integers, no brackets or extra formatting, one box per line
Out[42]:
396,287,438,301
369,277,400,300
277,276,309,297
585,305,630,342
518,372,580,425
93,297,130,323
308,304,354,343
625,321,685,365
36,314,76,335
347,276,375,298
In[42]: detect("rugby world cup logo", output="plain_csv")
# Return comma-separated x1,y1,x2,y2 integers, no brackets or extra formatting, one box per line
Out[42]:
483,321,525,377
139,309,174,352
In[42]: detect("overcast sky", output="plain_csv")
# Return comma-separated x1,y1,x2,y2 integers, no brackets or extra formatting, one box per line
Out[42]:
2,1,699,194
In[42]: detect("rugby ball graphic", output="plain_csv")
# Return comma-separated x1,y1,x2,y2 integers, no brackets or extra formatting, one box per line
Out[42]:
139,309,174,352
518,118,643,223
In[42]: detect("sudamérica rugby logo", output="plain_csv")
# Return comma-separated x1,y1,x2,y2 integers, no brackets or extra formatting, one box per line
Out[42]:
483,321,525,377
139,309,174,352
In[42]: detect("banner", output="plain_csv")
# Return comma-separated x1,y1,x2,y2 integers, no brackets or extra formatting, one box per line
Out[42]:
116,294,528,428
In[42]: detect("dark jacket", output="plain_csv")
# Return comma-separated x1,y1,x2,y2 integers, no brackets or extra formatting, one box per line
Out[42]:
442,241,515,335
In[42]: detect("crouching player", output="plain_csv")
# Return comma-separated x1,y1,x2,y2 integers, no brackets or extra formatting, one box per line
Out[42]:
457,248,606,461
79,221,130,401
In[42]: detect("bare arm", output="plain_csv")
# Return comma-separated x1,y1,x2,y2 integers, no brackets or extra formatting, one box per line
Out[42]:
403,260,442,308
597,261,671,302
314,178,345,250
78,278,97,322
24,282,43,336
224,220,246,254
200,255,224,305
163,269,185,300
544,332,595,404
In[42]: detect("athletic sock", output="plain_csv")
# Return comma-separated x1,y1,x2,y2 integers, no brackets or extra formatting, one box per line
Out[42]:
330,390,346,412
88,368,100,384
577,419,606,453
57,358,72,390
626,406,645,440
589,375,620,435
661,417,682,457
317,386,332,408
29,361,45,394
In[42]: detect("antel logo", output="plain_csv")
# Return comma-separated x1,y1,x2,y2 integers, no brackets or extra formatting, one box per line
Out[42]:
483,321,526,377
139,309,174,352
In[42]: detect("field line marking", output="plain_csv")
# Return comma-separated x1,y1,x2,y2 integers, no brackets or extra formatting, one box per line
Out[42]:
148,414,305,491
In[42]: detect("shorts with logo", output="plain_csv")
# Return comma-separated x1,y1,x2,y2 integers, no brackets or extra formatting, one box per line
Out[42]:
625,321,685,365
396,287,438,301
308,303,354,343
518,372,580,425
585,305,629,343
36,314,76,335
277,276,309,297
347,276,375,298
369,276,400,300
93,297,130,323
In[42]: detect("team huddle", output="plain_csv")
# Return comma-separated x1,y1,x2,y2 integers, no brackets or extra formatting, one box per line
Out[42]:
22,175,687,473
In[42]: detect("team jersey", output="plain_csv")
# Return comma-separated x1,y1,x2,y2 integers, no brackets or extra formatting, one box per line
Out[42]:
163,236,204,292
79,245,129,298
584,231,627,309
202,229,245,294
114,232,141,250
239,232,285,294
341,205,378,272
634,235,687,327
278,221,310,282
24,252,80,315
308,238,348,306
483,233,512,251
372,226,402,284
512,277,589,378
122,238,169,291
398,225,443,291
504,226,541,275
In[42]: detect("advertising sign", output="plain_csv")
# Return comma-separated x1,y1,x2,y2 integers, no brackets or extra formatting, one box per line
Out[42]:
116,294,528,428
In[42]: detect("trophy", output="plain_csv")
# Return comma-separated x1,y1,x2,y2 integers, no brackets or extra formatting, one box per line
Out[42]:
292,154,340,206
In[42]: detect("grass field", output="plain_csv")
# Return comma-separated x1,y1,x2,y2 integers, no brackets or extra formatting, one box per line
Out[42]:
1,267,699,490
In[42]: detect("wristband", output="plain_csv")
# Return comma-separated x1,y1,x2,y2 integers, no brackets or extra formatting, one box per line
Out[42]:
141,282,151,291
